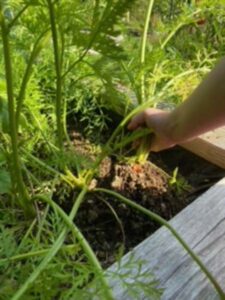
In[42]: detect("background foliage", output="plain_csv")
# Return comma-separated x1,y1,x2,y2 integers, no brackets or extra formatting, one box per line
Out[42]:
0,0,225,299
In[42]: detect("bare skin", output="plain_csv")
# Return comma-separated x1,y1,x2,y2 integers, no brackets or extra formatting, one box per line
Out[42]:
128,58,225,152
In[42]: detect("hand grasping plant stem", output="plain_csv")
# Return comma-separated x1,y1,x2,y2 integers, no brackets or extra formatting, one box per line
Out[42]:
128,58,225,152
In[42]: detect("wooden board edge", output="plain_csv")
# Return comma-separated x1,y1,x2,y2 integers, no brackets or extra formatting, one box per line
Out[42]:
108,178,225,299
180,137,225,169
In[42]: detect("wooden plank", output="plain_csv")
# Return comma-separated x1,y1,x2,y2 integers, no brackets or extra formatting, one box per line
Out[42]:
108,177,225,299
180,127,225,169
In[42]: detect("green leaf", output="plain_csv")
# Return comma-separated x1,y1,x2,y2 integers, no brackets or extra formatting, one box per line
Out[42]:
0,170,11,194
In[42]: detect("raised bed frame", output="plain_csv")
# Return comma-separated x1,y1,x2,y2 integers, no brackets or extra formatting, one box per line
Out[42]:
108,127,225,299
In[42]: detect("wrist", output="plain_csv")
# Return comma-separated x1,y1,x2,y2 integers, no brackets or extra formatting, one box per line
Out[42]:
162,111,183,145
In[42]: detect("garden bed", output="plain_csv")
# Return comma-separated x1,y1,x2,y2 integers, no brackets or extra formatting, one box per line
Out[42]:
60,131,225,269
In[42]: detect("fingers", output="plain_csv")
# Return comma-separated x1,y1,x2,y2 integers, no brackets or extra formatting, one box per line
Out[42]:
128,109,162,151
127,112,145,130
150,135,175,152
127,108,175,152
127,108,166,131
131,131,175,152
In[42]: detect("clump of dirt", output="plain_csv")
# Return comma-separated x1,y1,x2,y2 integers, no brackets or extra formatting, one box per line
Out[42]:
110,162,171,214
75,159,185,268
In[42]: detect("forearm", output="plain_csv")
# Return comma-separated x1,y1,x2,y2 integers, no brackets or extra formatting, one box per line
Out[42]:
165,58,225,143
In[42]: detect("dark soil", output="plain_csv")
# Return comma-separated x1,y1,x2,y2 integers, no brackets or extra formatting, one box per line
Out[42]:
61,132,225,268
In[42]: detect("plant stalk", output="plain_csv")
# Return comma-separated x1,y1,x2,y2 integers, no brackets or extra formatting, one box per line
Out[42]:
89,100,154,174
16,30,50,129
160,9,201,49
8,4,29,30
48,0,64,150
135,0,155,163
0,5,33,215
140,0,155,104
0,244,79,264
12,187,113,300
35,194,114,299
12,188,86,300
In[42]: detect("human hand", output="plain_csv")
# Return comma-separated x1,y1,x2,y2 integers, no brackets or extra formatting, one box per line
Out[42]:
127,108,176,152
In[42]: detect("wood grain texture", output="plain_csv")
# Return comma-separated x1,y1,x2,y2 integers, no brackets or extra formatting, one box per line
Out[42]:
108,178,225,299
180,127,225,169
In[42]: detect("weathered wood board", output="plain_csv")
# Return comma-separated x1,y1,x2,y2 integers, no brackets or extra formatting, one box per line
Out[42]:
108,178,225,299
180,127,225,169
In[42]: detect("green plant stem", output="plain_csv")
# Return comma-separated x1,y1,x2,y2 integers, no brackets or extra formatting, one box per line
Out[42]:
107,100,154,148
17,218,37,252
12,188,86,300
135,0,155,163
97,194,125,246
120,61,142,104
136,138,152,163
160,9,201,49
106,101,153,163
29,108,59,152
95,188,225,299
0,244,80,264
62,47,89,79
16,30,50,129
0,6,33,215
36,205,50,242
140,0,155,104
92,0,100,26
35,194,114,300
112,128,152,152
12,187,113,300
88,101,154,176
22,149,82,187
8,4,29,30
48,0,64,150
22,149,61,176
